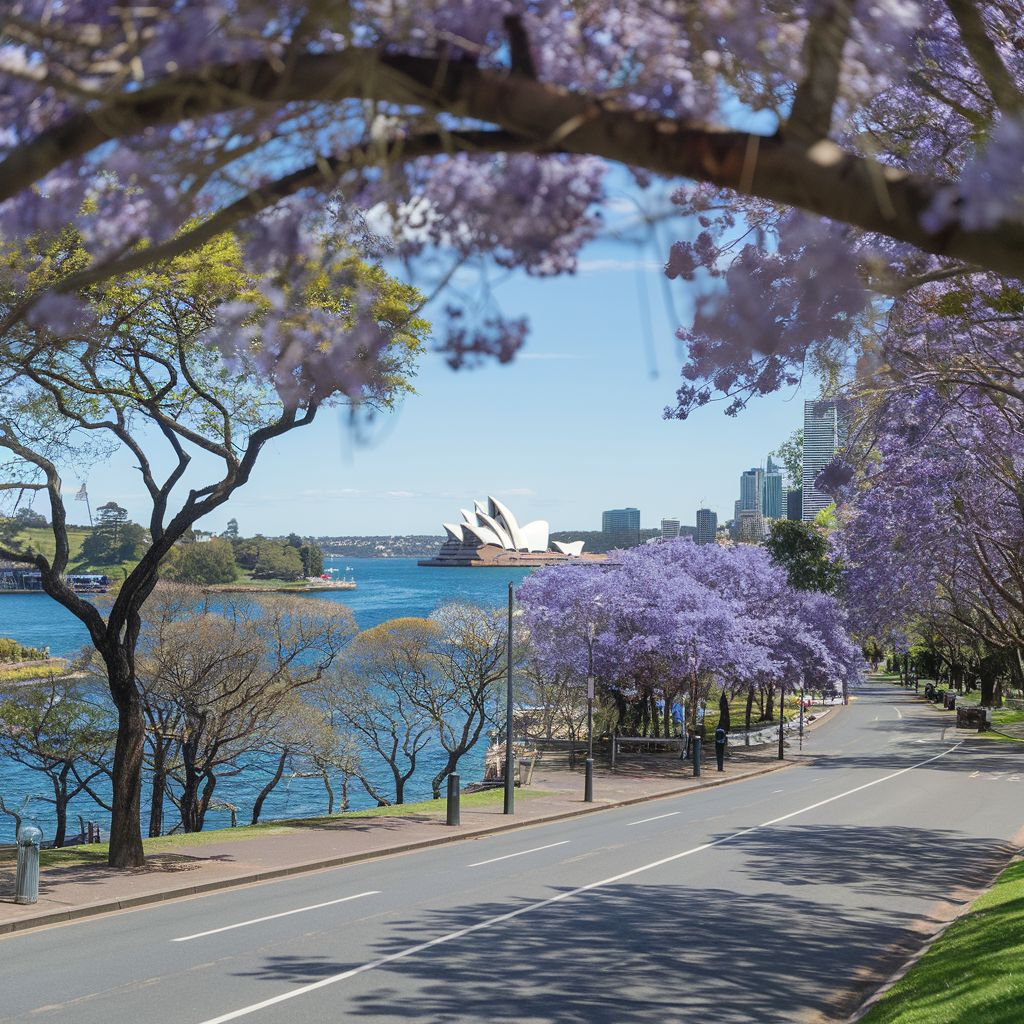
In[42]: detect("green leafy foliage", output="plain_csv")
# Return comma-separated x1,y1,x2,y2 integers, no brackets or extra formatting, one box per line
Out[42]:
163,537,239,585
764,519,841,594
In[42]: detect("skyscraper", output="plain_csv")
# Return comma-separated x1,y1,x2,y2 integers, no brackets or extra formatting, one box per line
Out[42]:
786,487,803,521
763,457,783,519
695,508,717,545
802,399,847,521
739,467,763,512
660,518,681,540
602,507,641,546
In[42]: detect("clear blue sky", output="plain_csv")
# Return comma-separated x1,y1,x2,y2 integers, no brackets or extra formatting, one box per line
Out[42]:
75,220,806,537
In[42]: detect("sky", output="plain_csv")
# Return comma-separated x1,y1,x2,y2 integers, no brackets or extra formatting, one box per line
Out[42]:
66,206,808,538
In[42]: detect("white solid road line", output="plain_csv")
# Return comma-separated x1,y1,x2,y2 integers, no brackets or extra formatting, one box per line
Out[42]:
627,812,680,826
172,891,380,943
468,841,570,868
194,744,961,1024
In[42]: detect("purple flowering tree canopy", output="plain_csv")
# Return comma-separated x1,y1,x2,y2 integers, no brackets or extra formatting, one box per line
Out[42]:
518,540,861,723
3,2,1024,405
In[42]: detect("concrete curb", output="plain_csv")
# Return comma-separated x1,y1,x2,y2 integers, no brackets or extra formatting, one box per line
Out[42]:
0,759,791,936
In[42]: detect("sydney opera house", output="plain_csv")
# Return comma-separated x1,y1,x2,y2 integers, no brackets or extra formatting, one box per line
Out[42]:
418,496,606,567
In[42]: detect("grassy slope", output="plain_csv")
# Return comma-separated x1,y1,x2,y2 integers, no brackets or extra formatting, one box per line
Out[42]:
12,526,138,579
861,859,1024,1024
1,788,552,870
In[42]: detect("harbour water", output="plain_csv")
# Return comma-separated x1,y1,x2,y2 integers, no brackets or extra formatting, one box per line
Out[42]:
0,557,533,842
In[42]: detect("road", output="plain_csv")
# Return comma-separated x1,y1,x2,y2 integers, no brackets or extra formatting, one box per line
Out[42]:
2,680,1022,1024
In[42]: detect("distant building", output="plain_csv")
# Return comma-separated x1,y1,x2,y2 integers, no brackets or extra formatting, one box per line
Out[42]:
602,507,641,547
739,467,763,512
660,518,681,540
737,508,767,543
695,508,718,545
420,496,601,567
763,457,784,520
786,488,803,521
802,400,847,521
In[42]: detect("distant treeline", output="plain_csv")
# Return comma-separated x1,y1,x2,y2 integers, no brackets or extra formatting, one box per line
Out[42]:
315,529,683,558
317,536,443,557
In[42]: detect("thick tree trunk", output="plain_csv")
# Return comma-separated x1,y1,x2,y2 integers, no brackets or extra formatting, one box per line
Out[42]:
323,771,336,815
650,693,661,738
765,685,775,723
251,747,289,825
745,685,754,732
108,692,146,867
180,763,202,833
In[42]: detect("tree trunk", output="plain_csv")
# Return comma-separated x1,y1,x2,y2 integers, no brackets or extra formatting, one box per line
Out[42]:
251,747,289,825
107,686,146,867
323,771,335,815
650,693,661,738
765,685,775,723
148,743,167,838
179,756,202,833
745,685,754,732
53,766,69,848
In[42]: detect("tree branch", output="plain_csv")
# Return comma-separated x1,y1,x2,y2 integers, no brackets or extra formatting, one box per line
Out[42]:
786,1,854,141
945,0,1024,116
2,49,1024,278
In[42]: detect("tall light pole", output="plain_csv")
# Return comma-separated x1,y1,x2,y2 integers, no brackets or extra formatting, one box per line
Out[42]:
777,680,785,761
504,580,515,815
586,621,595,760
799,674,805,752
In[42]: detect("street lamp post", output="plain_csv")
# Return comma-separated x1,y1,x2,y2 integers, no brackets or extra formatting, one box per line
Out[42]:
504,581,515,815
777,682,785,761
587,622,595,760
799,677,805,752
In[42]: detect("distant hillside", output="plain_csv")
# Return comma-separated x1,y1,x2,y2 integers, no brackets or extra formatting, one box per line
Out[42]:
316,536,443,558
315,527,697,558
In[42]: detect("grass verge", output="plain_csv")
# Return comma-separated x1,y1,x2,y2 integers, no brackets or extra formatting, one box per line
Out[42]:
2,788,552,870
860,858,1024,1024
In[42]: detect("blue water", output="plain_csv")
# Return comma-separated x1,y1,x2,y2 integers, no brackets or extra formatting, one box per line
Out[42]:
0,558,532,842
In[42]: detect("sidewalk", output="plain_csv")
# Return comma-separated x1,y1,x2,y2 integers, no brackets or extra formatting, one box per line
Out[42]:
0,725,833,935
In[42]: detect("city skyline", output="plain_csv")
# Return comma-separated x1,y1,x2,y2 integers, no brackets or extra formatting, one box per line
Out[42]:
38,235,809,538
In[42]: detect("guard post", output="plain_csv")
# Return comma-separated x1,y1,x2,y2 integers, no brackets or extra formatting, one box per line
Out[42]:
15,826,42,905
692,737,702,777
446,773,460,826
584,758,594,802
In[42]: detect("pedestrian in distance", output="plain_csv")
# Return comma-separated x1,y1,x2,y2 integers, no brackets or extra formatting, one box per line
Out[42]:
714,726,727,772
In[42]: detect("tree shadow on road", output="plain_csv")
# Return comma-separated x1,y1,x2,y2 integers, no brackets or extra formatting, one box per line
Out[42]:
231,879,941,1024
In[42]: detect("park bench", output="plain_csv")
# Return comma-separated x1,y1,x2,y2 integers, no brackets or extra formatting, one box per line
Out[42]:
610,735,684,768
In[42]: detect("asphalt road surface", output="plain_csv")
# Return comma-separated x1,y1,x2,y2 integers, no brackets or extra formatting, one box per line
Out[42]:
3,680,1022,1024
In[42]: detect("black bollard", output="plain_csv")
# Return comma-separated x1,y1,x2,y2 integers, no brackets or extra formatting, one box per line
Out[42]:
446,773,460,826
584,758,594,802
692,737,702,777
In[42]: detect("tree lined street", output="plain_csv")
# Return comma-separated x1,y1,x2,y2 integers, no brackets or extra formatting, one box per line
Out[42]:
1,681,1020,1024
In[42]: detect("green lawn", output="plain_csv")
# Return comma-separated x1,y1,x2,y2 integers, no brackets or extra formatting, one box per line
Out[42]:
861,858,1024,1024
12,526,139,579
2,788,552,870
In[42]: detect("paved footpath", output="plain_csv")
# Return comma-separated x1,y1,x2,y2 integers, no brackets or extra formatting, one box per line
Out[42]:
0,724,800,934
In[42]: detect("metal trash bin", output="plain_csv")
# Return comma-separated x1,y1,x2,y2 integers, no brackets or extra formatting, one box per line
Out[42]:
15,826,42,905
